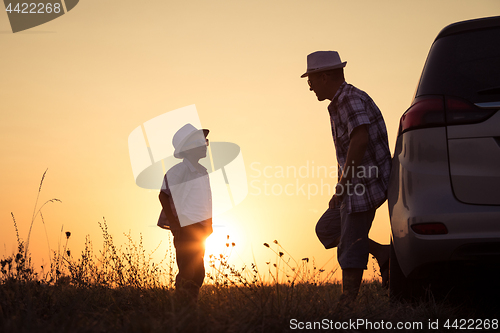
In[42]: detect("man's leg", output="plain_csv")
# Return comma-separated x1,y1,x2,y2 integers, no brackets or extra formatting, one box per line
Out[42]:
337,207,377,302
340,268,364,302
369,239,390,263
316,206,388,299
369,239,390,288
315,207,341,249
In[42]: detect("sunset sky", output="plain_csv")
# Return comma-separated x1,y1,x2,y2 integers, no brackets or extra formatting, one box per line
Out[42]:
1,0,499,281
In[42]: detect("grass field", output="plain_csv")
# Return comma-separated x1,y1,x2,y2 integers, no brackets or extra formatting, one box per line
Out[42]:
2,219,498,333
0,279,473,333
1,172,499,332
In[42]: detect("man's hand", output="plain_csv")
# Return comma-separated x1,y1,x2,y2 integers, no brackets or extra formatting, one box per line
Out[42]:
329,182,344,209
329,194,343,209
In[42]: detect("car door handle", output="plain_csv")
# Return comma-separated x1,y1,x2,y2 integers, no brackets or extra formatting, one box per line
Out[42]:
475,101,500,109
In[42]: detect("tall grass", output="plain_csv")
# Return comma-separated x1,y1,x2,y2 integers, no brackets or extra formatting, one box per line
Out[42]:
0,171,497,332
1,170,174,288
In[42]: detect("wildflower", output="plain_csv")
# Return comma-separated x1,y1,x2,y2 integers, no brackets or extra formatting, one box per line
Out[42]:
273,240,278,244
226,243,229,247
66,231,71,239
231,242,235,247
263,243,269,248
66,250,71,256
302,257,309,262
279,252,284,257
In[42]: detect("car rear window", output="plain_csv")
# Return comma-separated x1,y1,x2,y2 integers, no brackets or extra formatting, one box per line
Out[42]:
416,27,500,103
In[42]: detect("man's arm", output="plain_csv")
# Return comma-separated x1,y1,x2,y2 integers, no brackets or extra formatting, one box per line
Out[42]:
330,124,369,208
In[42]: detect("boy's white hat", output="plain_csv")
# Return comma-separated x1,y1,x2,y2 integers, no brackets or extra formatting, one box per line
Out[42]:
172,123,209,158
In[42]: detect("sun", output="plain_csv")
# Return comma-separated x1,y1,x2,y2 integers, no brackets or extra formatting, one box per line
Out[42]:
204,225,239,258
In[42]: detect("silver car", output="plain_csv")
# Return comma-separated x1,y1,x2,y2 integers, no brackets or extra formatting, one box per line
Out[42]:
388,16,500,300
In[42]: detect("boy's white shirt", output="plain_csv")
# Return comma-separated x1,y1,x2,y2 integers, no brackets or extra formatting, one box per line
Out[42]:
159,158,212,228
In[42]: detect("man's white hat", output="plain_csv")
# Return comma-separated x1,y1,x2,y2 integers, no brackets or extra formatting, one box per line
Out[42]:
172,123,209,158
300,51,347,78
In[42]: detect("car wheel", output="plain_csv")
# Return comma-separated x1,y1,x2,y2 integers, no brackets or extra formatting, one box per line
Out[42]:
389,241,428,302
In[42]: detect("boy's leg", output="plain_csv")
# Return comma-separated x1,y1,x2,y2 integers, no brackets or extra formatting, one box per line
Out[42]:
173,223,212,302
192,224,209,290
173,226,201,302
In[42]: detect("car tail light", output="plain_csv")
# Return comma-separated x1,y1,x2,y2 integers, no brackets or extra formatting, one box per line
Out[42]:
411,223,448,235
399,96,497,135
400,96,445,134
446,96,496,125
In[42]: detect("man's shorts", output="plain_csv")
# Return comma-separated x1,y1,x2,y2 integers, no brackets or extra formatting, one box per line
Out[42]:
315,205,376,270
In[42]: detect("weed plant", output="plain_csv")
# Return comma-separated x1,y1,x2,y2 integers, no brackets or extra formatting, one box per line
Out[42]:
0,171,497,332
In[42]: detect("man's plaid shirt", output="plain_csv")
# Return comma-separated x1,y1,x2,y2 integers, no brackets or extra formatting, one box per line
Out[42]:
328,82,391,213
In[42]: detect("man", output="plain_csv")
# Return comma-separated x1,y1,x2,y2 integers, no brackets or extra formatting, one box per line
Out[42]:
158,123,213,303
301,51,391,303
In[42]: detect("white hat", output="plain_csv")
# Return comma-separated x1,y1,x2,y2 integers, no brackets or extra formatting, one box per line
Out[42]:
172,123,209,158
300,51,347,78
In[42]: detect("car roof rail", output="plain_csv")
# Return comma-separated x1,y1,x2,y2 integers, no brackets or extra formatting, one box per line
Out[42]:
435,15,500,40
